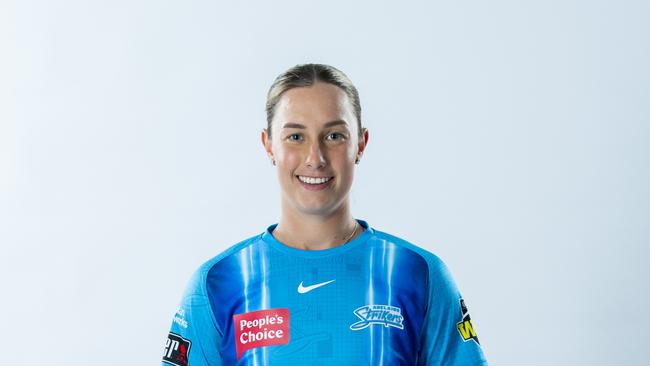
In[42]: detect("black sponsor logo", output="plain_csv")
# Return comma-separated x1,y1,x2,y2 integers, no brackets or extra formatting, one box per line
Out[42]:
456,299,480,345
162,332,191,366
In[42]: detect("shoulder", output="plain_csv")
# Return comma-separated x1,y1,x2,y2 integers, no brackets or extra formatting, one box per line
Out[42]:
370,227,464,311
200,233,262,271
368,227,459,296
182,233,263,296
370,228,449,274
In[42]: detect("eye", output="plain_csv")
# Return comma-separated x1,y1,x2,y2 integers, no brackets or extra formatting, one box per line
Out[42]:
326,132,345,141
286,133,303,141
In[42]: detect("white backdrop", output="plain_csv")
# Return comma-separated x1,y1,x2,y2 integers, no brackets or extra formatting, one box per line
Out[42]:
2,0,648,365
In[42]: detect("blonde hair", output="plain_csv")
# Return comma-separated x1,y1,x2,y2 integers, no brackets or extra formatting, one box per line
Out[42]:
265,63,362,138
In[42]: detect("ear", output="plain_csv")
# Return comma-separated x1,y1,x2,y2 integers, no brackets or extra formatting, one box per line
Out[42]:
261,128,274,161
356,127,369,160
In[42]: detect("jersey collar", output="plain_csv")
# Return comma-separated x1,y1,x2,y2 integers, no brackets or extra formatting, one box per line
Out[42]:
261,219,374,258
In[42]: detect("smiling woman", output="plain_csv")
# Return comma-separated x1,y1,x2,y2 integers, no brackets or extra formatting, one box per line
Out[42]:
261,80,367,247
161,64,489,366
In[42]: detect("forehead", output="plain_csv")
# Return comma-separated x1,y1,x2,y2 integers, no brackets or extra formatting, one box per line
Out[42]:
273,82,354,128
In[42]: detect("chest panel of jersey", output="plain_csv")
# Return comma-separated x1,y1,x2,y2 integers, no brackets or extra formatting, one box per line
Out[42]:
206,238,429,365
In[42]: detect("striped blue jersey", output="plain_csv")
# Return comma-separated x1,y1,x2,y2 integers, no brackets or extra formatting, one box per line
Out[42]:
161,219,488,365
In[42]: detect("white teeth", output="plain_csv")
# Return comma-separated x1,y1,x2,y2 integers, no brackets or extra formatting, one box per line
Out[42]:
298,176,332,185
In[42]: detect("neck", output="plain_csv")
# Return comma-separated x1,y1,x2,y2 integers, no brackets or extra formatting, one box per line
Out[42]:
273,201,362,250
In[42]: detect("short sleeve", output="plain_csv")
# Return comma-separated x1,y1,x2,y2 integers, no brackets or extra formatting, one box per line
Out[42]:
161,267,223,366
417,256,488,365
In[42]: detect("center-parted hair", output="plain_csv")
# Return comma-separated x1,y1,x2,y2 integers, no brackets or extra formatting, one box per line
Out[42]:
265,63,362,138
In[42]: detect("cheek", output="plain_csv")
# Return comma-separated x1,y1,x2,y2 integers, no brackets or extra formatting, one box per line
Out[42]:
332,151,356,177
339,144,357,164
334,139,358,162
275,147,302,171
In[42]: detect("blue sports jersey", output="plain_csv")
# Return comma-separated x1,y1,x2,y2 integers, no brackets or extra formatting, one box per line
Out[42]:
161,219,488,365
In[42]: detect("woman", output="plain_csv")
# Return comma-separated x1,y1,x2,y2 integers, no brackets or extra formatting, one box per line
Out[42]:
161,64,488,365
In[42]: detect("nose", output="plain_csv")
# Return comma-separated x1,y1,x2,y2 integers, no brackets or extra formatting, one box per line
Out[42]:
305,140,327,168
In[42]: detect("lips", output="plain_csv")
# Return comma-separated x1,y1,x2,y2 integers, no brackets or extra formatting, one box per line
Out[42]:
296,175,333,191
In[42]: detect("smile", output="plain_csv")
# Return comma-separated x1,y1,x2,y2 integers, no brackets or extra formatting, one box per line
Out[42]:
297,176,333,185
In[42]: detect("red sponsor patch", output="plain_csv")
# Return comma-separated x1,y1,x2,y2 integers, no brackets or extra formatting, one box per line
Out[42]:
233,308,290,360
162,332,191,366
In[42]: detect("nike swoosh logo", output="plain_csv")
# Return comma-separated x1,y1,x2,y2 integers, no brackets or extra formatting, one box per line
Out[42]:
297,279,336,294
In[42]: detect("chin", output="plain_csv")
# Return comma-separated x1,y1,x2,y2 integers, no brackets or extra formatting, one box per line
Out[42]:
295,196,350,217
296,204,334,216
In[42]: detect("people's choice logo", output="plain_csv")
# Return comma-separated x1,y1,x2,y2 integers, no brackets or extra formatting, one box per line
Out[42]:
349,304,404,330
233,308,290,360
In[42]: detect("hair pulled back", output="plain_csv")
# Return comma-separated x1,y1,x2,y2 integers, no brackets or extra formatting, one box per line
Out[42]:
265,63,362,138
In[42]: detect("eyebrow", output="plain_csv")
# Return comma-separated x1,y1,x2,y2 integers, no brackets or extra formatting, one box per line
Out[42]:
282,120,349,129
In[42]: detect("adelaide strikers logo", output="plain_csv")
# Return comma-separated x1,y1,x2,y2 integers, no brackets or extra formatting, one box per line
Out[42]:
349,304,404,330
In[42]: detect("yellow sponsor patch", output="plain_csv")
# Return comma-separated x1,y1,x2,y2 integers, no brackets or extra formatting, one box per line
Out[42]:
456,299,480,345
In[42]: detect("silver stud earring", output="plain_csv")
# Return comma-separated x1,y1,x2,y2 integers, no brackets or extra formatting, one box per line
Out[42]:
271,159,276,166
355,157,360,164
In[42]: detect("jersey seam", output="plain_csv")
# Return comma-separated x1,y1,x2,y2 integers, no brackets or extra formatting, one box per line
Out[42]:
200,266,224,339
371,230,438,359
201,234,263,339
416,256,432,358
